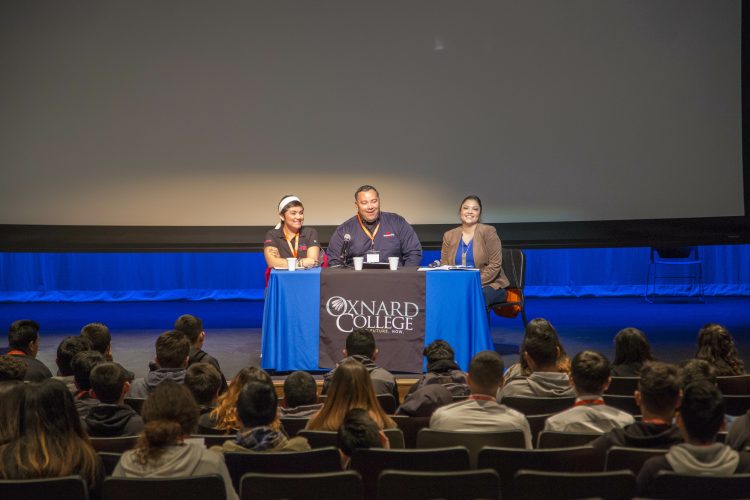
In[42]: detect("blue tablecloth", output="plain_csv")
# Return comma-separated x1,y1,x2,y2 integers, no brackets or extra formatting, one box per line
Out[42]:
261,267,492,372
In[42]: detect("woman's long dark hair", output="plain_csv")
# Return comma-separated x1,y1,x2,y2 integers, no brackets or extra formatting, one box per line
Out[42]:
0,379,101,489
613,327,654,366
695,323,745,376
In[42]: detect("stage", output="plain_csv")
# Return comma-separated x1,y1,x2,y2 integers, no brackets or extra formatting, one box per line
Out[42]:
3,296,747,380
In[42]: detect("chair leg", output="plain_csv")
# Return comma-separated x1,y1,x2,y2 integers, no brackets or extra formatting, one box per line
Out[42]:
521,307,528,327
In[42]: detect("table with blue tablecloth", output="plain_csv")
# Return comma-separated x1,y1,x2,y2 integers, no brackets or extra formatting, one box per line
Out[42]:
261,267,492,372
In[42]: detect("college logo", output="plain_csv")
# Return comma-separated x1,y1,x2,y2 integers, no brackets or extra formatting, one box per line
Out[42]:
324,295,419,334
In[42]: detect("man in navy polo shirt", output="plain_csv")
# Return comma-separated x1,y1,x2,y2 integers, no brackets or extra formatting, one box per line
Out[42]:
327,185,422,267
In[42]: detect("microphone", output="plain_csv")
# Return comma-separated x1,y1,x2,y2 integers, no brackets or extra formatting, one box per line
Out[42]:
340,234,351,263
428,260,441,268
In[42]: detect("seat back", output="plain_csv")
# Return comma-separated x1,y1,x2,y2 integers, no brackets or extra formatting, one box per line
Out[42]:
390,415,430,449
643,471,750,499
299,428,405,449
604,446,667,474
89,436,138,453
478,446,605,499
525,414,551,447
240,471,363,500
224,447,341,492
602,394,640,415
279,417,309,437
717,375,750,395
376,393,397,414
189,434,235,448
501,248,526,289
536,430,601,449
512,470,636,500
377,469,500,500
0,475,88,500
605,376,640,395
416,429,526,468
501,396,575,415
724,395,750,416
351,447,470,500
103,474,226,500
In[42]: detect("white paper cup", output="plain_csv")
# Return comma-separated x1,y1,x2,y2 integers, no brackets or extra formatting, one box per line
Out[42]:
352,256,364,271
287,258,297,271
388,256,399,270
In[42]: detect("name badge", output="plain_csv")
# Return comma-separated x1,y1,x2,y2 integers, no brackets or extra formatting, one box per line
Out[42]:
366,250,380,263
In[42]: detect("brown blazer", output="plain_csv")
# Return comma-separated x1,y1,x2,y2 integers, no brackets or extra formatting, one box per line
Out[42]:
441,223,510,290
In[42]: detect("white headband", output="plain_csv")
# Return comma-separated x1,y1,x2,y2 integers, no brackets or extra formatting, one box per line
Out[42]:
275,196,302,229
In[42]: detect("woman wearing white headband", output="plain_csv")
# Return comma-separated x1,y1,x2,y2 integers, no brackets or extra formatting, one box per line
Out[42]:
263,195,320,269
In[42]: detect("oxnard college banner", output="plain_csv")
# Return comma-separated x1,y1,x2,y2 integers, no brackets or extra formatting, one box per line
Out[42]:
319,268,426,373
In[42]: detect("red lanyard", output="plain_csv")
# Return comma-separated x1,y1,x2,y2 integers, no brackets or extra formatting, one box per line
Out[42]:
574,399,605,407
469,394,496,402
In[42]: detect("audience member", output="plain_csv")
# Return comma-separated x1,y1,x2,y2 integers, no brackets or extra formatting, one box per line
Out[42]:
71,350,106,417
322,328,399,403
337,408,389,469
215,380,310,453
0,354,27,381
680,358,717,387
308,360,396,432
281,370,323,417
591,362,683,454
185,362,222,415
694,323,745,376
637,381,750,494
0,381,24,445
84,362,144,437
503,318,571,382
80,322,113,360
174,314,228,393
396,384,454,417
202,367,276,434
544,350,634,433
129,330,190,398
55,336,94,392
112,381,237,500
6,319,52,381
407,340,469,397
0,379,104,497
611,327,654,376
430,351,532,448
499,319,576,400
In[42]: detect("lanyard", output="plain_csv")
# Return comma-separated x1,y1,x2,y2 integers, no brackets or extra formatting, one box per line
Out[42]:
460,238,473,266
357,213,380,247
468,394,495,402
284,229,299,258
574,398,605,407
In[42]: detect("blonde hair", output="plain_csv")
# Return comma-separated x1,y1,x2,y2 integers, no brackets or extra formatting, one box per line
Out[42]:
307,360,395,431
209,367,280,432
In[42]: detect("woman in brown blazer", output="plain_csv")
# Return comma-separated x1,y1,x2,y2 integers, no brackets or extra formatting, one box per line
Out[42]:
441,195,509,307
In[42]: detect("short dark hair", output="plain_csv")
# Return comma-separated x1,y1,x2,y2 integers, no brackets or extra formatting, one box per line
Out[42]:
680,358,717,387
680,381,725,442
155,330,190,368
71,351,106,390
8,319,40,353
184,363,221,406
173,314,203,344
522,319,560,367
337,408,383,457
236,380,278,428
354,185,379,200
571,350,610,395
468,351,504,389
80,323,111,355
613,327,653,365
0,355,27,381
346,329,376,358
638,362,681,414
90,362,128,403
283,370,318,408
423,340,455,366
56,336,93,376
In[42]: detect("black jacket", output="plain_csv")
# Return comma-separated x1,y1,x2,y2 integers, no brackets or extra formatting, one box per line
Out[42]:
591,421,683,454
84,404,144,437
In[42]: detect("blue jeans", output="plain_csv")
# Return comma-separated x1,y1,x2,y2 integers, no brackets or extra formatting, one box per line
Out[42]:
483,285,508,308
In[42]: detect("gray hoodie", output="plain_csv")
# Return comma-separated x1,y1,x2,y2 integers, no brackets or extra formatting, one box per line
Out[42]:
498,371,575,399
127,368,186,399
113,443,237,500
666,443,740,475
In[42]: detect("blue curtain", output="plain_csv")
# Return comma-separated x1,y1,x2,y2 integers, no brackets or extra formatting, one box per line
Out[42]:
1,245,748,302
